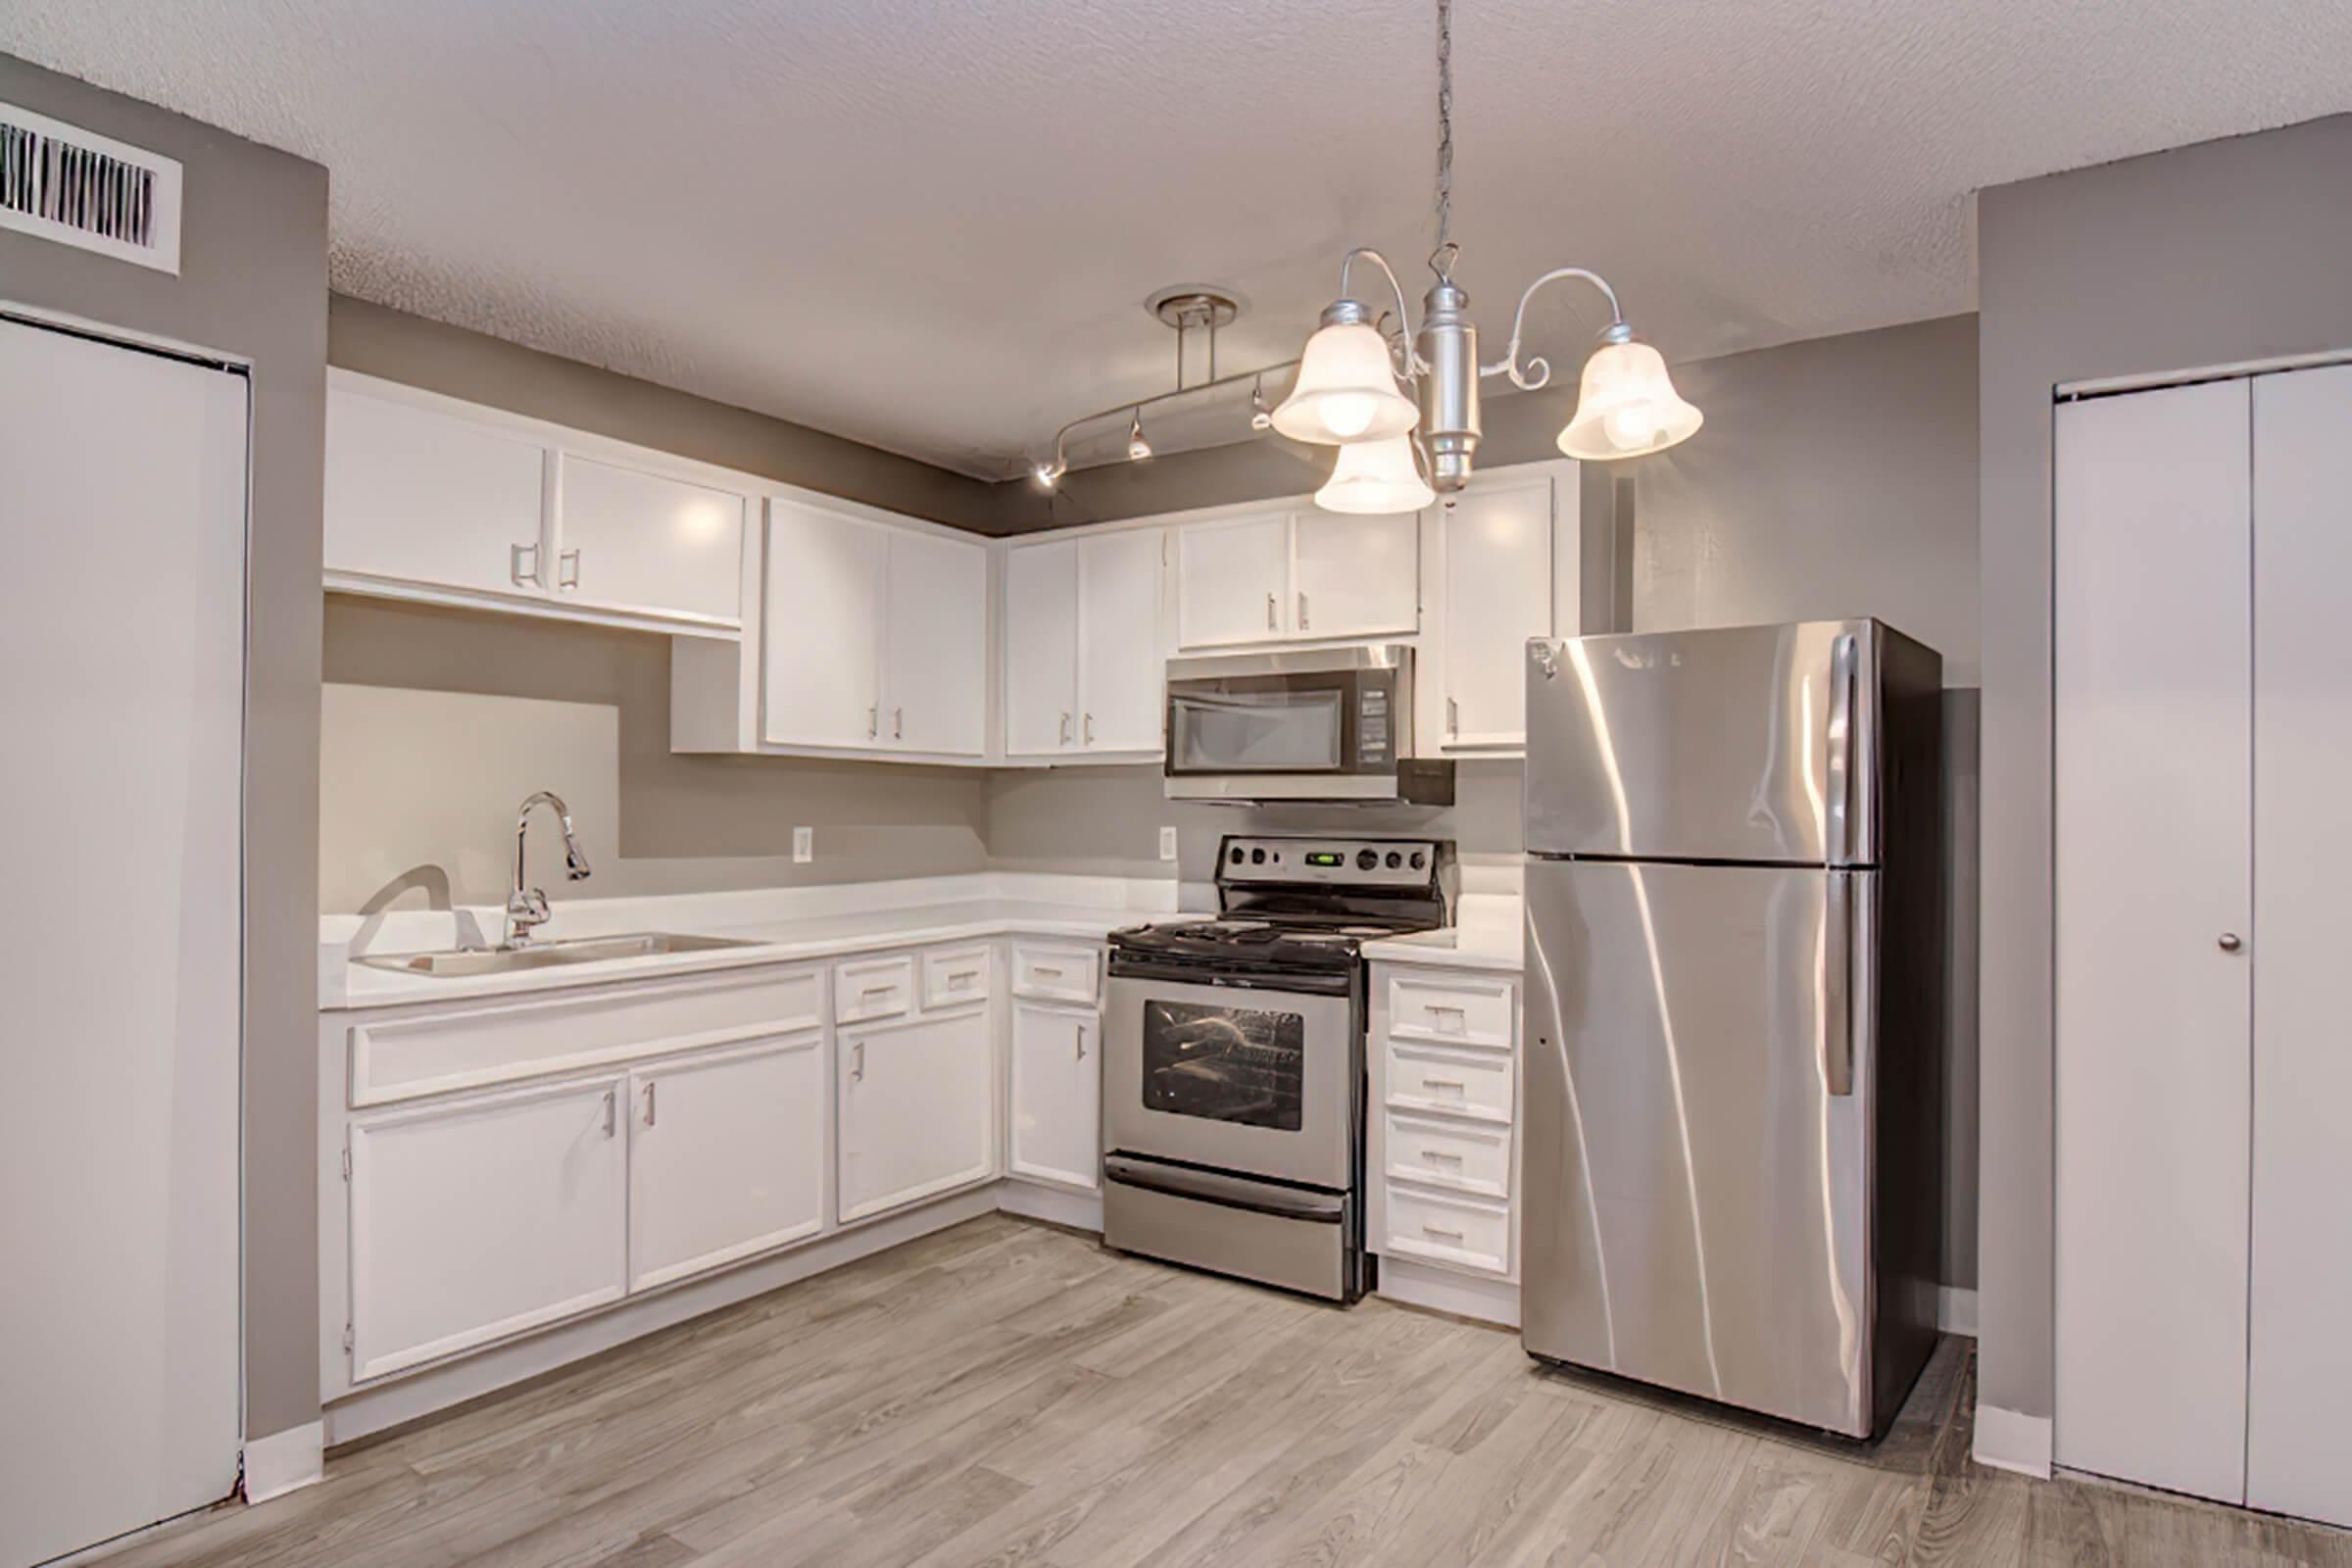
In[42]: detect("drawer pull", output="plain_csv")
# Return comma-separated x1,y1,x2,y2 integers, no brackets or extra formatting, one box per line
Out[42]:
1420,1150,1464,1166
1422,1077,1466,1092
947,970,977,987
1422,1222,1466,1241
1032,964,1064,978
860,984,896,999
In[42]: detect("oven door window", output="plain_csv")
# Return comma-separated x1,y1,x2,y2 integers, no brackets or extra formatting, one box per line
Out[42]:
1140,999,1305,1131
1168,689,1343,773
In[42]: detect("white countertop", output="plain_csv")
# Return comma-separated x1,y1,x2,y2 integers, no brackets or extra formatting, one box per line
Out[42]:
1360,894,1524,972
321,874,1190,1010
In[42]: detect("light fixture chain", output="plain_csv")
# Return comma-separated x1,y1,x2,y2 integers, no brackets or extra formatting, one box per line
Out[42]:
1434,0,1453,264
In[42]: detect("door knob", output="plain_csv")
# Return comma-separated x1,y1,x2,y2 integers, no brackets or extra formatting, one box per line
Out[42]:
2218,933,2243,954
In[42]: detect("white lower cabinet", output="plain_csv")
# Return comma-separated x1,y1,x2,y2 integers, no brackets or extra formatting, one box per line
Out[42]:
1009,999,1100,1191
838,1008,995,1222
627,1037,825,1293
347,1076,629,1382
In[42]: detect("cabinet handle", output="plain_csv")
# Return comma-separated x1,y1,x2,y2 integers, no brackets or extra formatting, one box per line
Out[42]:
894,707,904,740
1423,1077,1466,1093
1032,964,1063,978
2218,932,2244,954
603,1089,617,1139
1059,711,1071,746
1298,591,1309,630
1083,712,1095,746
511,542,542,587
1266,592,1278,631
867,705,879,739
1421,1222,1467,1241
851,1041,865,1082
558,548,580,591
1075,1021,1088,1060
643,1081,657,1128
1421,1149,1464,1165
1446,696,1460,739
859,984,895,999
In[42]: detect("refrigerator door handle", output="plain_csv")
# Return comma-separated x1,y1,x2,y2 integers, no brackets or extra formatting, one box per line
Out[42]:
1826,631,1860,865
1823,874,1857,1097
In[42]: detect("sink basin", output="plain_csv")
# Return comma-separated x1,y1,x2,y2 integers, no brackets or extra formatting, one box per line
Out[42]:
356,932,759,977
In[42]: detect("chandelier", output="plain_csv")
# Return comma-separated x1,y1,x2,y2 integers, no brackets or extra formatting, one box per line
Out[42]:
1031,0,1700,512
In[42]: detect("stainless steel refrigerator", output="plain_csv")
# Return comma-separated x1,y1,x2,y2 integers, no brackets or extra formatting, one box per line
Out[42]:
1520,618,1943,1439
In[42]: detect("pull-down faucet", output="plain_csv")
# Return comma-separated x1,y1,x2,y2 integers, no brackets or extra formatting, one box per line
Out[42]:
507,790,592,947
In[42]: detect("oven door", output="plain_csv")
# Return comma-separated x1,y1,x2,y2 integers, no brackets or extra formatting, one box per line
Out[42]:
1102,967,1357,1191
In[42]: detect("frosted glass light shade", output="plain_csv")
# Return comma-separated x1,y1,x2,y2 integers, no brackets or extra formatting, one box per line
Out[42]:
1556,339,1703,460
1272,321,1419,445
1314,435,1436,514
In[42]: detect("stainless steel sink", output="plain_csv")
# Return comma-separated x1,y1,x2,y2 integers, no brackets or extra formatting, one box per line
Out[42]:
356,932,759,977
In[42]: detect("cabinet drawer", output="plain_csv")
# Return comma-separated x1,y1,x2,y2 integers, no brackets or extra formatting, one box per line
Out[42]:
836,955,914,1023
1388,972,1515,1052
921,944,993,1010
1011,942,1100,1004
1385,1111,1511,1200
346,966,822,1106
1386,1040,1514,1124
1384,1185,1511,1277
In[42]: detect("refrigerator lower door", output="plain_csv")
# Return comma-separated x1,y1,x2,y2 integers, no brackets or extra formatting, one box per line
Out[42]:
1522,858,1877,1435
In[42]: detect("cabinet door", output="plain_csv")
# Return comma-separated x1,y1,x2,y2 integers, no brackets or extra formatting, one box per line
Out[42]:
1176,511,1291,648
1292,509,1418,639
838,1012,994,1222
1077,528,1165,752
325,386,548,596
627,1038,824,1293
347,1077,627,1383
1009,1001,1100,1190
764,501,886,748
1440,475,1557,749
882,528,989,756
555,454,744,625
1004,540,1079,756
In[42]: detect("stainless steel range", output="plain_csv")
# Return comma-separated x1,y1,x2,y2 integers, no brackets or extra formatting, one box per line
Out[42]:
1102,834,1455,1302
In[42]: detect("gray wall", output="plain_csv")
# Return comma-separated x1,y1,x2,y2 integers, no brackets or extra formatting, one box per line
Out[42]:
1975,113,2352,1428
0,55,328,1443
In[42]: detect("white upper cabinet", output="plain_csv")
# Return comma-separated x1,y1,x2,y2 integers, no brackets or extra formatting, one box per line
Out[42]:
324,374,746,637
881,528,989,756
326,385,548,599
1431,467,1578,753
1003,527,1166,760
764,501,889,749
1293,509,1418,639
556,455,744,626
1177,510,1294,647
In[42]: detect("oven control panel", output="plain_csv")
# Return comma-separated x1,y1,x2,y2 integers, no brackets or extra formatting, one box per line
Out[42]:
1217,836,1442,889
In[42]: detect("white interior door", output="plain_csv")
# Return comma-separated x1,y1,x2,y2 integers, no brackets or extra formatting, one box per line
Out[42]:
1078,528,1165,752
2246,363,2352,1530
1292,508,1418,639
0,318,245,1567
882,528,988,755
838,1011,994,1222
628,1038,825,1293
1009,1001,1101,1190
1004,539,1079,756
1440,474,1558,749
325,383,548,595
764,501,886,747
2053,378,2252,1504
555,454,744,624
1176,511,1291,647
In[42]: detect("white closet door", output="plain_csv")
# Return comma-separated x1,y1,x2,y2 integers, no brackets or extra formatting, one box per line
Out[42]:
0,319,244,1566
2053,377,2252,1504
2246,363,2352,1529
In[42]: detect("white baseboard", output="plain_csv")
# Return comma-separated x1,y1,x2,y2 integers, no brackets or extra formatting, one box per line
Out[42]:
241,1419,323,1503
1376,1256,1521,1329
996,1179,1103,1232
1974,1401,2054,1479
323,1185,1000,1446
1937,1286,1979,1338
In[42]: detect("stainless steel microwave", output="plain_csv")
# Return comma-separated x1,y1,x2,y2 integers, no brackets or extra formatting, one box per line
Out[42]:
1162,644,1455,805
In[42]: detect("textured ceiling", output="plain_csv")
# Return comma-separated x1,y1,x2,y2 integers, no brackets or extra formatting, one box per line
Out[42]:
7,1,2349,478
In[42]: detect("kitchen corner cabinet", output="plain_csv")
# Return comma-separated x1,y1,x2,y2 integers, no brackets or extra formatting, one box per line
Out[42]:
1175,507,1418,649
347,1076,629,1383
1008,999,1101,1189
763,500,987,757
837,1008,995,1222
626,1037,825,1293
324,375,746,636
1428,465,1579,753
1004,527,1165,759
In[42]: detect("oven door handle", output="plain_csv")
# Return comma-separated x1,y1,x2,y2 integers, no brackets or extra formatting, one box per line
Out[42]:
1102,1155,1347,1223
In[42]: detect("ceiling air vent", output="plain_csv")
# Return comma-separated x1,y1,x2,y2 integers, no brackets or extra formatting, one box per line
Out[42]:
0,101,182,274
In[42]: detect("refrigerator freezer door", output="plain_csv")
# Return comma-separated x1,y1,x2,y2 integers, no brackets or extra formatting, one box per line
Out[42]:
1524,621,1877,866
1522,857,1878,1435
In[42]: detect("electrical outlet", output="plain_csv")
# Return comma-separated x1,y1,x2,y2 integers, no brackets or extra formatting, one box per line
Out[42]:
793,826,813,863
1159,826,1179,861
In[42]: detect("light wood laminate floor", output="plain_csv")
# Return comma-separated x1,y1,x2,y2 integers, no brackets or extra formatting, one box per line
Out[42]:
108,1214,2350,1567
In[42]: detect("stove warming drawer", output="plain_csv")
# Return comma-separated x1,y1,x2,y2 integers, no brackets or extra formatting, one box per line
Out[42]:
1102,1155,1357,1301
